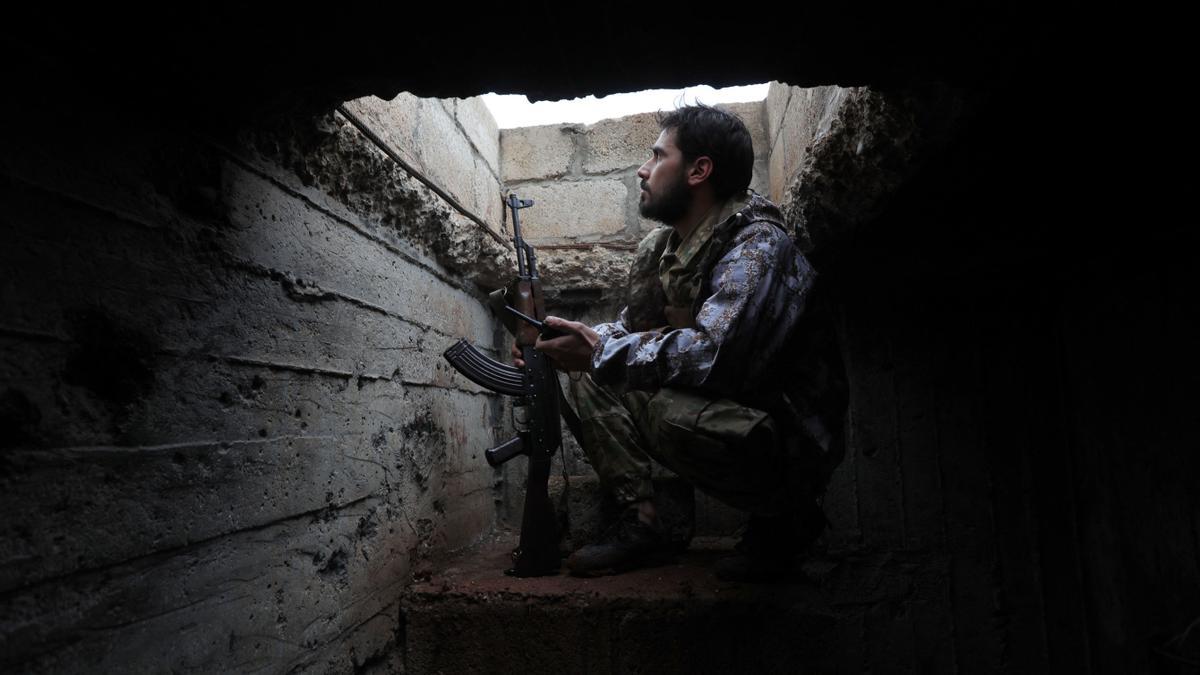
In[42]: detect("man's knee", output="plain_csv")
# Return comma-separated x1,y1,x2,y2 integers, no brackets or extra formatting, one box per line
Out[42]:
641,388,786,503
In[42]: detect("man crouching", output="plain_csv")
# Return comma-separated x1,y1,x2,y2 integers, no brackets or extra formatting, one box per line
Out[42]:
516,103,847,582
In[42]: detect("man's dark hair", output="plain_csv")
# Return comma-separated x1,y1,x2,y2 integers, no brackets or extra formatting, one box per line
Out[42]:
656,103,754,201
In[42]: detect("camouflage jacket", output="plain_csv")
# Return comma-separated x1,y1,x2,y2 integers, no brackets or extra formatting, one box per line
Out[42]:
591,191,817,399
590,190,847,489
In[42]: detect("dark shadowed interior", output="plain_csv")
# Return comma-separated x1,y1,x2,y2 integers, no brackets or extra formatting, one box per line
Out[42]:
1,6,1193,674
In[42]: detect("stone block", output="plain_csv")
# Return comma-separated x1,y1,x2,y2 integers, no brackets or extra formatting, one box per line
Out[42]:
719,100,767,160
415,100,482,222
501,124,577,181
336,95,503,234
451,96,500,177
512,180,627,242
582,111,660,174
475,159,504,233
342,93,423,170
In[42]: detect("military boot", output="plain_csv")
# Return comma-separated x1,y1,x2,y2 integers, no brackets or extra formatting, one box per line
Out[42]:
714,500,827,583
566,506,668,577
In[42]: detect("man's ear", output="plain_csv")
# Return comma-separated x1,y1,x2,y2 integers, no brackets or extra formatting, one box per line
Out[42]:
687,156,714,186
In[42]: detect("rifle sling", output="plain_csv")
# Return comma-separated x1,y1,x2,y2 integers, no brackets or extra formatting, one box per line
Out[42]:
557,382,583,448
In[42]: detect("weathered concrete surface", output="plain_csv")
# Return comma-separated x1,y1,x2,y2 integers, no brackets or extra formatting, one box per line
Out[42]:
776,85,966,263
535,244,635,310
0,104,509,672
513,180,628,242
449,96,501,178
581,113,661,174
765,83,851,204
342,94,503,235
500,124,577,182
254,110,513,291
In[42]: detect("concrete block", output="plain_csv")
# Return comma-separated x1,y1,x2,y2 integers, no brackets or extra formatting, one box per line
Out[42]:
500,124,577,181
414,100,482,221
582,111,660,174
719,100,767,160
475,155,504,234
342,94,423,170
337,95,505,236
512,180,627,242
452,96,500,177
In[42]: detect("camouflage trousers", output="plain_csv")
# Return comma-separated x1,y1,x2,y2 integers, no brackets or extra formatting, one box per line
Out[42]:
568,373,795,516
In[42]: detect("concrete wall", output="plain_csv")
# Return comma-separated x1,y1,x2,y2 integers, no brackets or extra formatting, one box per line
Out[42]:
0,102,509,673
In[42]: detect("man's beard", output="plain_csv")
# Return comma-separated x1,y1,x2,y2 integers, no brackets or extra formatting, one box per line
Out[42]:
639,171,690,224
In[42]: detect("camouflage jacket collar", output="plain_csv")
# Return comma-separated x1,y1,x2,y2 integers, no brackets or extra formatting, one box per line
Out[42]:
717,190,788,239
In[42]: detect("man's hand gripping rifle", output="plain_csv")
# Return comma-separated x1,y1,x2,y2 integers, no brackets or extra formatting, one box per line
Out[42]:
442,193,563,577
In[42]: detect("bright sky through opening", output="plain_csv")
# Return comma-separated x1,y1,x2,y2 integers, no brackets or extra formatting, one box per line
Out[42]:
481,83,770,129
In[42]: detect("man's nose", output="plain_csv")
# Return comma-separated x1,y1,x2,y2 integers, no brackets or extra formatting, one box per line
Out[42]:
636,161,650,180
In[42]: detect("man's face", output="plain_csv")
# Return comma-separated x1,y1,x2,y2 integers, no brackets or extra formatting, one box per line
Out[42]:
637,129,691,224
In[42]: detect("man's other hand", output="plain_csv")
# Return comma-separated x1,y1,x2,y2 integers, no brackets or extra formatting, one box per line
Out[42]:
511,317,599,371
537,317,600,372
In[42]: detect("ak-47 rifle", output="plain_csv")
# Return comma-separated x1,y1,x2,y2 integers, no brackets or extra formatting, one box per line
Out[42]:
442,193,564,577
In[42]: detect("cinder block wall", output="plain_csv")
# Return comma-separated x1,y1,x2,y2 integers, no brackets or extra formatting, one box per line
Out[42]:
0,98,509,672
501,102,769,249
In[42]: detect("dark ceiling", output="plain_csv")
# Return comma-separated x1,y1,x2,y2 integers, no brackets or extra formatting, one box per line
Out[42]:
3,4,1084,119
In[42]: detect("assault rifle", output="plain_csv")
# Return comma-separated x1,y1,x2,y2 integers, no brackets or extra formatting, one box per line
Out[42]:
442,193,564,577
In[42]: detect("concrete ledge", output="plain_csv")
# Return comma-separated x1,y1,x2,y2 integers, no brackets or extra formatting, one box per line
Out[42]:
402,535,839,674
